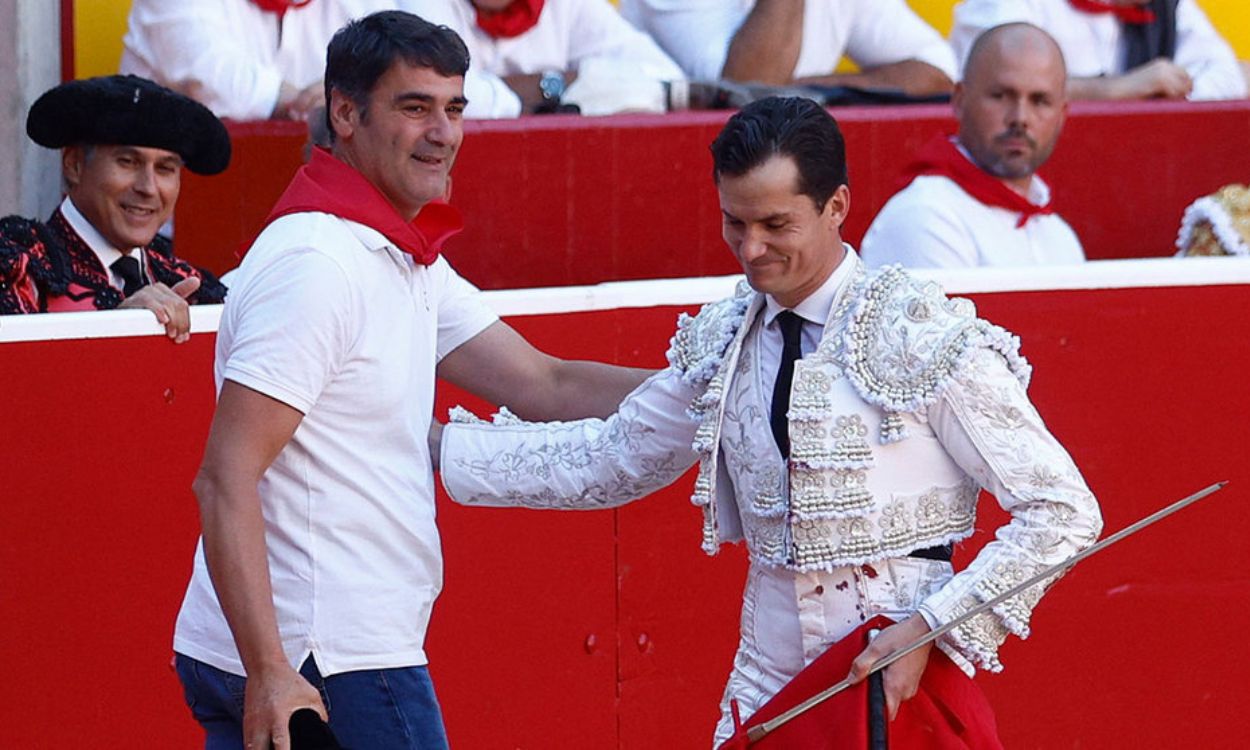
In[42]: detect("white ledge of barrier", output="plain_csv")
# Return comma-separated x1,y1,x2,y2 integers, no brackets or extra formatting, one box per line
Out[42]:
3,256,1249,344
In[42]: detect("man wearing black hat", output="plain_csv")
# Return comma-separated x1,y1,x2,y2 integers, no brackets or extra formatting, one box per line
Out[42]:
0,74,230,342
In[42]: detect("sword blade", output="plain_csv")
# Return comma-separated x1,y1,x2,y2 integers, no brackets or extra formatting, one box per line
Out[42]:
747,480,1228,743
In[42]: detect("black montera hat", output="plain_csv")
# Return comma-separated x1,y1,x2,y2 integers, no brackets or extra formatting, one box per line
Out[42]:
26,74,232,175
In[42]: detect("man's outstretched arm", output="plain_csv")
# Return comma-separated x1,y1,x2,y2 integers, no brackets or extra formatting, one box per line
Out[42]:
436,320,654,422
439,366,700,510
194,380,326,750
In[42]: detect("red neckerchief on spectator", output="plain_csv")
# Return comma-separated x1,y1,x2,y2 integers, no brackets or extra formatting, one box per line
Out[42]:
905,133,1054,229
251,0,313,17
254,147,463,265
474,0,545,38
1069,0,1157,25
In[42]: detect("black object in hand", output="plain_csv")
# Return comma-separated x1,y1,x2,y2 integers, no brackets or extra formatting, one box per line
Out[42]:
288,708,343,750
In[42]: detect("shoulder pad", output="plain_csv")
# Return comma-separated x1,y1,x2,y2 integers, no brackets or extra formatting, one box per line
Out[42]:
148,233,176,259
0,215,56,284
844,265,1030,414
0,215,44,254
666,280,753,387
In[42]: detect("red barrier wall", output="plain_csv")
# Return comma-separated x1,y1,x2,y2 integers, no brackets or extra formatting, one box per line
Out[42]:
178,101,1250,287
2,266,1248,748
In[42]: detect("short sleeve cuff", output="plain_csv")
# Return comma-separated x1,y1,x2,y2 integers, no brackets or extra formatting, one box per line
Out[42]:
436,310,497,362
222,365,315,415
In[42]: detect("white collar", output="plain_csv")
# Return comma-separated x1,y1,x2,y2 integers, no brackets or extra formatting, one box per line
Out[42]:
342,218,417,271
344,219,392,252
762,244,859,328
59,196,144,278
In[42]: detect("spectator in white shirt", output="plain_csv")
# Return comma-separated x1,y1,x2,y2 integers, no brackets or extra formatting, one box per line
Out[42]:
399,0,685,117
862,23,1085,269
618,0,957,97
951,0,1247,101
121,0,389,121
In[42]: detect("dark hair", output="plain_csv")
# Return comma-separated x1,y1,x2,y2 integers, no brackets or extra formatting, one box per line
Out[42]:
710,97,848,211
323,11,470,142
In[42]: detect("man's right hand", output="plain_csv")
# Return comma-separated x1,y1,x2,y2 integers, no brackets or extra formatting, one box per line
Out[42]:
243,665,328,750
118,276,200,343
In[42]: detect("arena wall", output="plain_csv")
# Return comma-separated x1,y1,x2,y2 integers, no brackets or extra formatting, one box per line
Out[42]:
2,259,1247,748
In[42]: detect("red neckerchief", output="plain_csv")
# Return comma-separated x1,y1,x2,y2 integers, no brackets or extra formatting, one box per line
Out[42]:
251,0,313,18
474,0,545,38
905,133,1054,229
1069,0,1157,25
252,147,463,265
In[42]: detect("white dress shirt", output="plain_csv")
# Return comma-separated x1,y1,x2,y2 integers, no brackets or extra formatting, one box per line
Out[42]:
121,0,390,120
951,0,1247,101
400,0,684,118
619,0,957,83
60,197,147,291
758,245,856,399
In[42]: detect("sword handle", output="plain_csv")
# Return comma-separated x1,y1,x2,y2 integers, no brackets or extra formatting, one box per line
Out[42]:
867,629,888,750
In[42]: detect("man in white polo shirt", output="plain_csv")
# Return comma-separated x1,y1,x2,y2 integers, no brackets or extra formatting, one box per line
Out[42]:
861,23,1085,269
173,11,649,750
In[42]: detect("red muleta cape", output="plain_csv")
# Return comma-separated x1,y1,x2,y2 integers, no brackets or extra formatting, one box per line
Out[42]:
718,615,1002,750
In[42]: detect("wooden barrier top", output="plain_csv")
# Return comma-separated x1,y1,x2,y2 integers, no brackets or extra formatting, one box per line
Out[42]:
6,255,1249,344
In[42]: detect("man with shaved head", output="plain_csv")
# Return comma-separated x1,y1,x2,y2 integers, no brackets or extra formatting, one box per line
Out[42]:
862,23,1085,269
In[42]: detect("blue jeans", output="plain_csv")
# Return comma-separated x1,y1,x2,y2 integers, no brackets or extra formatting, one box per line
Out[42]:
175,653,450,750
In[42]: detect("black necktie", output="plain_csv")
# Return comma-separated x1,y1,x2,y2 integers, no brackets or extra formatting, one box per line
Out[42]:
110,255,147,297
770,310,805,459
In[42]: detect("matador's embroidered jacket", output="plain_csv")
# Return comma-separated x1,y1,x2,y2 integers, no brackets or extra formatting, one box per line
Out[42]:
441,256,1102,673
0,209,226,314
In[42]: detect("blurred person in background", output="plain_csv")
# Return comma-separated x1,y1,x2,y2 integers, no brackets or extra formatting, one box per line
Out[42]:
121,0,388,121
618,0,956,98
399,0,685,117
1175,184,1250,257
951,0,1247,101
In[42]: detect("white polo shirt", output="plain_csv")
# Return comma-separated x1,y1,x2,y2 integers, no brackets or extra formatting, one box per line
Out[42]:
174,212,497,677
